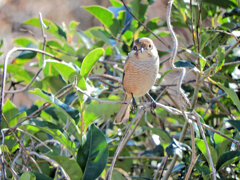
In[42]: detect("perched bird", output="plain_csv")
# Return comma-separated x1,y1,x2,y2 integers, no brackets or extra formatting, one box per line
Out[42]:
114,37,159,124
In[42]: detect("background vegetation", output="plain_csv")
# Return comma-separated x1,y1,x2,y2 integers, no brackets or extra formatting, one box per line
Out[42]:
0,0,240,179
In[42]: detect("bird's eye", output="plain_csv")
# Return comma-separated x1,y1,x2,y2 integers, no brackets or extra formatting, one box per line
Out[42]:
149,44,152,48
133,46,137,51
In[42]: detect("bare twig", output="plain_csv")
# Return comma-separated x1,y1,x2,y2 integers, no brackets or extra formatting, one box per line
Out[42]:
194,111,216,180
108,156,165,161
106,108,145,180
120,0,169,48
162,0,191,178
4,48,62,94
185,123,199,180
224,38,240,57
0,130,6,179
28,151,69,179
153,155,168,180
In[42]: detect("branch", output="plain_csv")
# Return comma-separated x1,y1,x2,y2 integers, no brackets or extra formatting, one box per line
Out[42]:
106,108,145,180
185,123,199,180
193,111,216,180
120,0,169,48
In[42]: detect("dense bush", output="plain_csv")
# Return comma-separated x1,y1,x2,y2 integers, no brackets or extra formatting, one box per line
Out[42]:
0,0,240,179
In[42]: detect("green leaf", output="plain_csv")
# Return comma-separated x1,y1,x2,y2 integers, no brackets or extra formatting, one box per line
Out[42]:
84,96,120,127
2,99,26,128
196,138,218,165
24,18,66,41
55,23,67,39
216,151,240,170
130,0,148,21
82,6,114,28
77,124,108,180
227,120,240,131
30,88,80,122
200,0,236,8
32,172,53,180
80,48,104,77
45,60,78,82
215,47,225,73
218,84,240,112
0,40,3,49
110,0,122,7
3,64,34,83
19,172,36,180
77,31,93,49
14,37,37,47
23,119,74,153
175,60,195,68
49,156,83,180
200,56,207,71
146,127,172,144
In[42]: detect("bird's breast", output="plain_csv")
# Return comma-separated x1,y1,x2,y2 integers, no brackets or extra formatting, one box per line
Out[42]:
123,57,159,97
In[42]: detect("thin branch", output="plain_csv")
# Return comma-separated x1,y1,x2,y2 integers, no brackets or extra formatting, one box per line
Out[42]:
224,38,240,57
162,0,191,178
108,156,165,161
223,60,240,66
194,111,216,180
4,47,63,94
153,155,168,180
28,151,69,179
120,0,169,48
0,130,6,179
185,123,199,180
106,108,145,180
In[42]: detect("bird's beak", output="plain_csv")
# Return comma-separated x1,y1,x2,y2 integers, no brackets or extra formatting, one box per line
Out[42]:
140,47,144,53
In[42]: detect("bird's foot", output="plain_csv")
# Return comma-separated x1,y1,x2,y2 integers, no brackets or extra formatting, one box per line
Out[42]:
150,100,157,109
131,93,138,112
146,93,157,112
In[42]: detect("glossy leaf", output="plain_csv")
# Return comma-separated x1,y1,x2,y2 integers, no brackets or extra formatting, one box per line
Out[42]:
77,124,108,180
2,99,26,128
218,84,240,112
80,48,104,77
22,119,74,153
196,138,218,165
30,88,80,122
175,60,195,68
216,151,240,170
227,120,240,131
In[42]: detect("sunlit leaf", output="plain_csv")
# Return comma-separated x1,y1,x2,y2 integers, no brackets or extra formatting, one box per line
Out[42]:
80,48,104,77
218,84,240,112
82,6,114,28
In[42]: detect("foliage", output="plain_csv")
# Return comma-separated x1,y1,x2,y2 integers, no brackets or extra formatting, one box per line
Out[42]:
1,0,240,179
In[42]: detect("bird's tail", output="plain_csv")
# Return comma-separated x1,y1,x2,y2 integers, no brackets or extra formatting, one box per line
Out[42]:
114,94,131,124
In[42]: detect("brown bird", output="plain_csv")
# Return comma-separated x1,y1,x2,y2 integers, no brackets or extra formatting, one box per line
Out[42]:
114,37,159,124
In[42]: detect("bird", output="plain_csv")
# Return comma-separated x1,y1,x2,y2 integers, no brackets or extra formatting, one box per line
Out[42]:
114,37,159,124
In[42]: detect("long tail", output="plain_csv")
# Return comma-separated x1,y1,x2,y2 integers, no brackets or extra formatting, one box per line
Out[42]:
114,94,131,124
